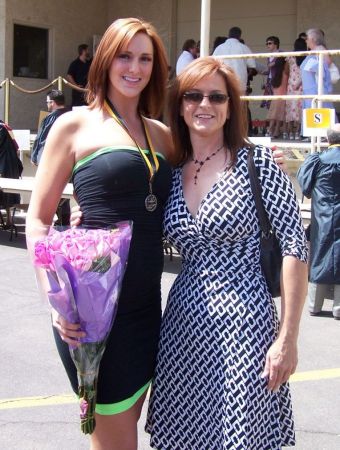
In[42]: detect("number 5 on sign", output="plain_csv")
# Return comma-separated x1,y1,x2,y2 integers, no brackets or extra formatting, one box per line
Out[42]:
303,108,335,136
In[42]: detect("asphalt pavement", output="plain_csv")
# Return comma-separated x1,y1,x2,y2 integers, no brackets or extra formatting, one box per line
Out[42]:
0,224,339,450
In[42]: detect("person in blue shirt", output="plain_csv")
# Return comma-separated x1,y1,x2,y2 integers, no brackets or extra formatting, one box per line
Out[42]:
300,29,333,110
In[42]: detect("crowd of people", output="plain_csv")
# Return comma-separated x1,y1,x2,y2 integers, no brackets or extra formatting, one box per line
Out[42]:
178,27,338,140
262,29,337,139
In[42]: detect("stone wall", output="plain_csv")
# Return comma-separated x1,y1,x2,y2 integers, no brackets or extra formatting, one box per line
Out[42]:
1,0,339,128
106,0,177,67
2,0,108,129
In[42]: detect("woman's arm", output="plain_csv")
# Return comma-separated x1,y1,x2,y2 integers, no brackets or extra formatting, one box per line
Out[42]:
262,256,307,391
271,146,287,172
254,147,308,391
26,112,86,346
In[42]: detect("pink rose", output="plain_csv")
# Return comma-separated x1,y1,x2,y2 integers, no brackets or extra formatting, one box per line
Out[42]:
80,398,88,419
34,242,52,268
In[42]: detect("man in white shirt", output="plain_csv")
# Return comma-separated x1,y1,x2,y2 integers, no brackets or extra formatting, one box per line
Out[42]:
213,27,256,94
176,39,198,75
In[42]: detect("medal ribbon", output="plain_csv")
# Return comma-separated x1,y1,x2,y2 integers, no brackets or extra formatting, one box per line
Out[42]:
104,99,159,185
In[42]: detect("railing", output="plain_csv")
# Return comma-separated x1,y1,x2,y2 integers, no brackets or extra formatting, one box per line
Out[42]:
1,48,340,153
0,75,86,124
214,48,340,153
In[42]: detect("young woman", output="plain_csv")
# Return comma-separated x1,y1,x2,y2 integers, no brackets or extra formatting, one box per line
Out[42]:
26,18,173,450
146,57,308,450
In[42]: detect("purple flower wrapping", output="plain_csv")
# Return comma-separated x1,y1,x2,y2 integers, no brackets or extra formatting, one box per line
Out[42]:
32,222,133,434
46,254,121,342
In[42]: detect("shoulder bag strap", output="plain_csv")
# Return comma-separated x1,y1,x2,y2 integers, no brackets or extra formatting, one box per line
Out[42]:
247,147,271,236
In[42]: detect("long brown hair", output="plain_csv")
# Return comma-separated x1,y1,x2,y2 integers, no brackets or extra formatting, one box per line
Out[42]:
167,57,249,167
86,18,169,118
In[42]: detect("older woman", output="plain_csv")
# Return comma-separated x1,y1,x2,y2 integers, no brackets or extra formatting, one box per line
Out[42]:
146,57,308,450
301,28,333,110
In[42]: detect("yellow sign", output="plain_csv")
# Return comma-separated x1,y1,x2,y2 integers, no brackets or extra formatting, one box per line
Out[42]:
305,108,332,128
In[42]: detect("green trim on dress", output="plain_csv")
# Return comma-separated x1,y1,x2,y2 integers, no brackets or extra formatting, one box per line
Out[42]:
95,380,151,415
72,146,166,175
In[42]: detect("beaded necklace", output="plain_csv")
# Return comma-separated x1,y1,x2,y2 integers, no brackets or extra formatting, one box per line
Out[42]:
192,144,224,185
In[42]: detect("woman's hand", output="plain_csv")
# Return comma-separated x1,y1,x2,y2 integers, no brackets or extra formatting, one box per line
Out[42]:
261,337,298,392
70,204,82,227
51,309,85,346
272,147,287,173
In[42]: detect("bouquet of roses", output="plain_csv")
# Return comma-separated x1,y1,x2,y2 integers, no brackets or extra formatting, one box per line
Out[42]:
31,222,132,434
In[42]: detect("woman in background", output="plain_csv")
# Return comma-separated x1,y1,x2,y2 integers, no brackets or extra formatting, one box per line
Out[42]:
267,55,289,139
301,28,333,110
285,38,307,140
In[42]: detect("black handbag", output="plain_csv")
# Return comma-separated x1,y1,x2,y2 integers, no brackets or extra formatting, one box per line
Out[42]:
247,148,282,297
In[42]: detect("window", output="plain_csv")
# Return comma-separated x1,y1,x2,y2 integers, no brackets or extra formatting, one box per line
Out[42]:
13,24,48,79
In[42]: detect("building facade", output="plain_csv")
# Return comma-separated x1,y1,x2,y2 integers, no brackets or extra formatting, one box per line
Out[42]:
0,0,339,129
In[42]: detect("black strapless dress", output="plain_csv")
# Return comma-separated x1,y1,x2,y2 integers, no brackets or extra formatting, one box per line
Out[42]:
53,146,172,404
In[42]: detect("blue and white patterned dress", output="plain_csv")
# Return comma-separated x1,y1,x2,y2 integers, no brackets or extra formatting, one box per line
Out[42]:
146,146,308,450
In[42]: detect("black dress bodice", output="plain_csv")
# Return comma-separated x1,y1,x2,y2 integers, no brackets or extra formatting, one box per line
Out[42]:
72,146,172,313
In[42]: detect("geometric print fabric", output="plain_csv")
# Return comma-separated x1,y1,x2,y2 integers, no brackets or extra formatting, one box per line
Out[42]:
146,146,308,449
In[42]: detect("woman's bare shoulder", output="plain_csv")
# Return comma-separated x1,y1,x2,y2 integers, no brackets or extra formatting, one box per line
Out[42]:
52,107,95,132
144,117,174,160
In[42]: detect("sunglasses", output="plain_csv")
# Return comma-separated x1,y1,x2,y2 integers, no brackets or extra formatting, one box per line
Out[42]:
183,92,229,104
266,42,274,46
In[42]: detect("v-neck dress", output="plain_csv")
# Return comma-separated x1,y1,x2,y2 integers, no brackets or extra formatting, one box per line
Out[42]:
53,146,172,408
146,146,308,450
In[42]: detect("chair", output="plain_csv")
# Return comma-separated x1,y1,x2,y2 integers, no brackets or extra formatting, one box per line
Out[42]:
0,193,23,240
162,237,174,261
0,122,26,240
9,202,29,240
0,203,6,228
0,189,18,238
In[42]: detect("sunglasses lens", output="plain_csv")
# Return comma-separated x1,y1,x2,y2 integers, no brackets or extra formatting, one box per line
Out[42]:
210,94,228,104
184,92,203,103
183,92,228,104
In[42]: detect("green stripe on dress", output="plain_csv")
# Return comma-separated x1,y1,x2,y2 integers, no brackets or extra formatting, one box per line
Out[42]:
72,146,166,175
95,380,151,415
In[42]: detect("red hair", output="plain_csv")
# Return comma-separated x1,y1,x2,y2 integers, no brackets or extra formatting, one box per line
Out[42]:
168,57,249,166
86,18,169,118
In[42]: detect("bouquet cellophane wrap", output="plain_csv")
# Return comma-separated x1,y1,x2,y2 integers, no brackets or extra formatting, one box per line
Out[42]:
28,222,133,434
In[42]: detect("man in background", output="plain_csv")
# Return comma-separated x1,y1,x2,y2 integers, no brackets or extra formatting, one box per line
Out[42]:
66,44,91,106
31,90,68,165
297,124,340,320
213,26,256,94
176,39,198,75
31,90,70,225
